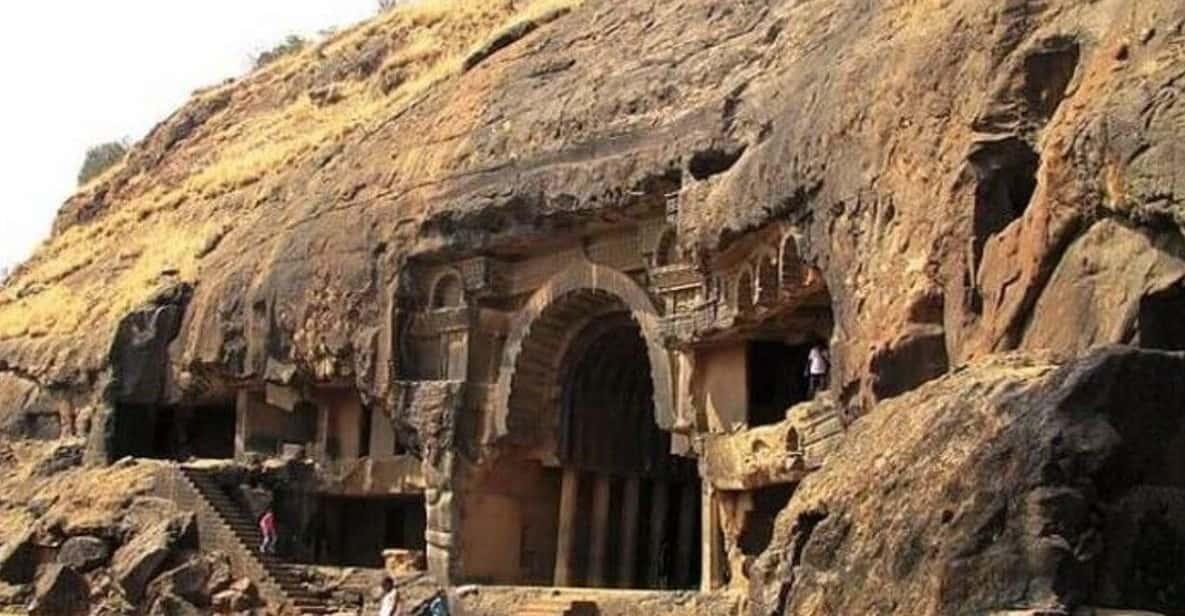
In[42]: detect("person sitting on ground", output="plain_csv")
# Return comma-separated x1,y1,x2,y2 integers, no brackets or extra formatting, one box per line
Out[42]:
379,577,401,616
259,507,277,555
806,341,830,398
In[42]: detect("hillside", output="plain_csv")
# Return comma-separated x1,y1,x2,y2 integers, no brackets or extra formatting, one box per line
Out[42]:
0,0,1184,614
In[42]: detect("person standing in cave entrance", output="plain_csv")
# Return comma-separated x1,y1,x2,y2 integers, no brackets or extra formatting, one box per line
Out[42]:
806,341,830,399
259,507,278,554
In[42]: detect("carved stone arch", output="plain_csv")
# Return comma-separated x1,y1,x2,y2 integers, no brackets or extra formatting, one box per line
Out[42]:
735,267,756,312
756,250,779,305
492,261,675,442
430,269,465,309
654,228,680,267
779,233,808,290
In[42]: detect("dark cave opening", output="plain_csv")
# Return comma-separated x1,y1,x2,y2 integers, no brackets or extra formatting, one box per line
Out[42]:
970,138,1040,274
739,484,796,557
1137,283,1185,351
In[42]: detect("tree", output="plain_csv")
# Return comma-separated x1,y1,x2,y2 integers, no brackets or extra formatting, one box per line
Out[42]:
251,34,308,69
77,140,129,185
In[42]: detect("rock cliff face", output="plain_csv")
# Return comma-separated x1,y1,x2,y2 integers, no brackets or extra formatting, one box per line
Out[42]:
2,0,1182,418
752,347,1185,614
1,0,1184,613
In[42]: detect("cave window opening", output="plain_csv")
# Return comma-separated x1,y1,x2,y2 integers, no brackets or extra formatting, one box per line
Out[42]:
970,139,1040,273
736,270,755,312
747,341,812,427
431,273,465,309
655,230,679,268
1137,283,1185,351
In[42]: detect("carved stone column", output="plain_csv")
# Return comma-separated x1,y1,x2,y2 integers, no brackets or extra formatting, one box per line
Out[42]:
553,468,581,586
588,474,613,587
619,477,642,588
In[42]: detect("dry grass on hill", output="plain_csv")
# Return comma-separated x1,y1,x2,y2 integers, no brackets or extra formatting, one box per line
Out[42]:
0,0,581,356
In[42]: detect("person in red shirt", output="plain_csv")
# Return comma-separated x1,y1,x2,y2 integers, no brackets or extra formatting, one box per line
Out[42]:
259,508,277,554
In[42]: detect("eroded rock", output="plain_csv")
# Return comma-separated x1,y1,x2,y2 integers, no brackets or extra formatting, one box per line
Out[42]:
751,347,1185,614
57,535,110,572
112,514,194,601
29,564,89,616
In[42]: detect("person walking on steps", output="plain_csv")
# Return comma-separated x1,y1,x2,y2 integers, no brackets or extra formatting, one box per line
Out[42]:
259,507,277,555
807,341,830,399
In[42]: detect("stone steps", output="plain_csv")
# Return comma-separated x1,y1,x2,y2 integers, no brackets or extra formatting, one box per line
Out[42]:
179,467,331,615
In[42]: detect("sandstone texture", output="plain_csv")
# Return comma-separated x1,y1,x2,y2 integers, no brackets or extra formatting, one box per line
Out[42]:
0,0,1180,427
0,0,1183,614
752,347,1185,615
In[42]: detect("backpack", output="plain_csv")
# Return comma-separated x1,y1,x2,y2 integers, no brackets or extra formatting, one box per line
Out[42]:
410,592,448,616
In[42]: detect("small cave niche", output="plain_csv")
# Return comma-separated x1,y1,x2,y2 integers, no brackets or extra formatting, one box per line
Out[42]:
738,485,796,557
1137,283,1185,351
689,144,747,181
970,138,1040,273
1021,39,1080,122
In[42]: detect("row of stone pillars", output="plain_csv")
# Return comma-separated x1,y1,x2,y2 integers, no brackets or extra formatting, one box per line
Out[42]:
552,469,699,589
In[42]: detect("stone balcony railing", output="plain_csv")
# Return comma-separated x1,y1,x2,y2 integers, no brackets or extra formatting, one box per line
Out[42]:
701,397,845,491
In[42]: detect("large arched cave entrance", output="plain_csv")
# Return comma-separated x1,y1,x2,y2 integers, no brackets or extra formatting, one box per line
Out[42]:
461,288,699,590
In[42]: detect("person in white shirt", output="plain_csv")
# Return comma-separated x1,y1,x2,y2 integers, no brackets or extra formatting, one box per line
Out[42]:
806,342,830,399
378,577,400,616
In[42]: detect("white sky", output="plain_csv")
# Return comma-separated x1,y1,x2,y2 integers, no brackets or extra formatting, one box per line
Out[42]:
0,1,380,272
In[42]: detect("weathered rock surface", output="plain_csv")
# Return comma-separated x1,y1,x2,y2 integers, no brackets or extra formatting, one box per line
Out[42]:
111,513,195,601
0,0,1182,613
146,557,211,607
57,535,111,572
0,529,35,584
29,564,89,616
751,347,1185,614
0,0,1182,439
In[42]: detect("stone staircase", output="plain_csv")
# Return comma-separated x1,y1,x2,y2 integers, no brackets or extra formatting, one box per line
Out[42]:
166,466,332,615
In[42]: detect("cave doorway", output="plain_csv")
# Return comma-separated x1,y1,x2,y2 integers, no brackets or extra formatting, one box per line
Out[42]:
112,400,236,460
1138,283,1185,351
313,495,427,568
747,341,812,427
552,312,701,590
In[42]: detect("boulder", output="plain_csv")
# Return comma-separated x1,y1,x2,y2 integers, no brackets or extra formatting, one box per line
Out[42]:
204,551,233,597
212,578,261,612
148,593,204,616
57,535,110,572
0,528,35,584
147,558,211,606
29,564,89,616
29,440,83,477
112,513,194,601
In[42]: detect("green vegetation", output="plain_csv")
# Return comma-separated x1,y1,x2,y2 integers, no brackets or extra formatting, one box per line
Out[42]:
77,140,129,185
251,34,308,69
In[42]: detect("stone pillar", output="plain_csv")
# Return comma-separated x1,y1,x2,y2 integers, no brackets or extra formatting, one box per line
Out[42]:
647,481,670,588
701,482,724,592
676,482,698,588
314,403,330,464
553,468,581,586
234,390,251,462
588,474,613,587
619,477,642,588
